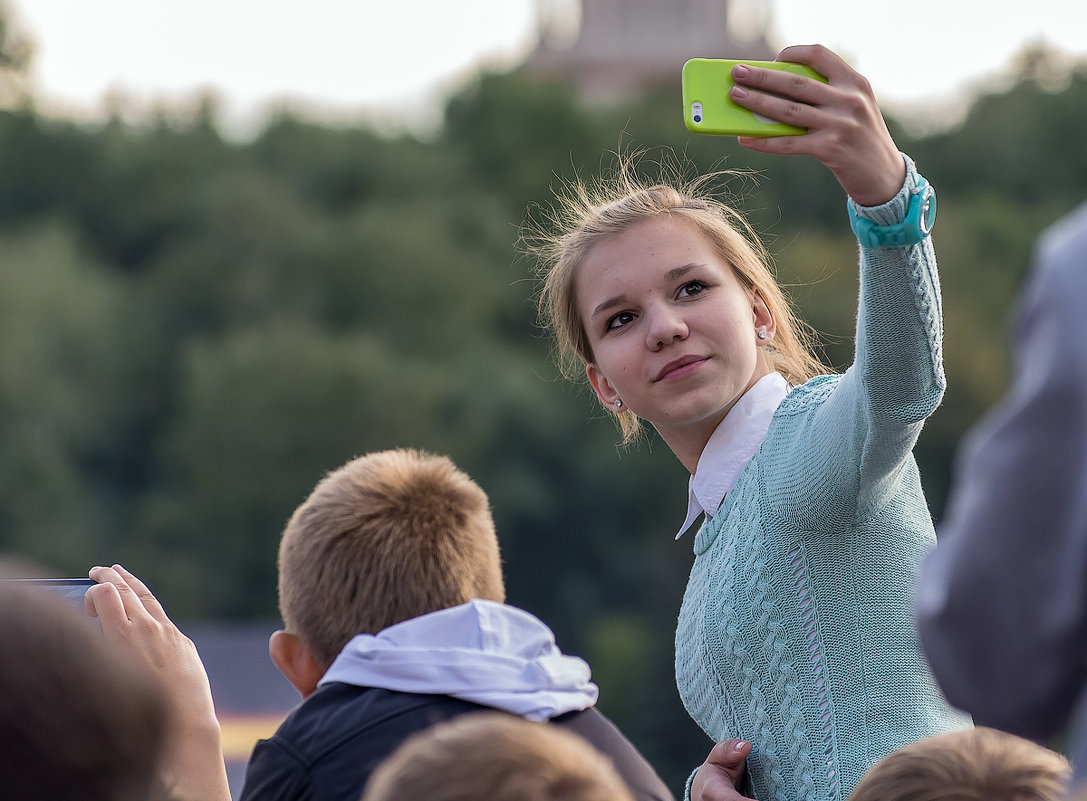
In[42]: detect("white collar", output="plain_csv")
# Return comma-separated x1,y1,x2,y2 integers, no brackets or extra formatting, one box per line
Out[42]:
675,372,789,539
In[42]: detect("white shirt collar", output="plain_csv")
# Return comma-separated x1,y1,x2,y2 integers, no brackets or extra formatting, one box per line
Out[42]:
675,372,789,539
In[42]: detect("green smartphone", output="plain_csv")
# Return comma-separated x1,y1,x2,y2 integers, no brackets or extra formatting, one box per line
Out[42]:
681,58,827,137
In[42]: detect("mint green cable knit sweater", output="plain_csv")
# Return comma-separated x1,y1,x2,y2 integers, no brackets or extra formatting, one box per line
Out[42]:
675,159,971,801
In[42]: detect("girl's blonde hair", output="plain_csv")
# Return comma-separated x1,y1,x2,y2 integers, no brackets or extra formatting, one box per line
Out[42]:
523,156,828,444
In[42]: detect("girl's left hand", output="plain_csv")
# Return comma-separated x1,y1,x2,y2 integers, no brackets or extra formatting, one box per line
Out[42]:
728,44,905,207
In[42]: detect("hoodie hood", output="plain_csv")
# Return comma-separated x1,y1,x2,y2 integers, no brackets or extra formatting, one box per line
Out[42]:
318,599,599,721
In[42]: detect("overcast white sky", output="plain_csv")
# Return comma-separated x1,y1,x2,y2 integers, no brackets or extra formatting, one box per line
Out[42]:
7,0,1087,134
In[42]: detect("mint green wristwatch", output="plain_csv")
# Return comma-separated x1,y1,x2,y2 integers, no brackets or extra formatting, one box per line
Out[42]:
848,176,937,249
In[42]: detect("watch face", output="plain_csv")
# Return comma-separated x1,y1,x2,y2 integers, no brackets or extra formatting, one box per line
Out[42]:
920,187,937,235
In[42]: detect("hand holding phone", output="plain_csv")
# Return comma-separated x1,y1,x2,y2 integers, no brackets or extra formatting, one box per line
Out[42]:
682,58,827,137
85,565,233,801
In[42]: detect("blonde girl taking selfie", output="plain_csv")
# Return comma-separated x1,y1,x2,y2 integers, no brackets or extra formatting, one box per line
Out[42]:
529,44,970,801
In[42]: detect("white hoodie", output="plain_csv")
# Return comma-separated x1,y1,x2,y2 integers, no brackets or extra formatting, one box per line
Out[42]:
318,599,599,722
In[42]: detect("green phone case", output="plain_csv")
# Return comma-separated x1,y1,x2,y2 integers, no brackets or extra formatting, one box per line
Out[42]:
681,58,827,137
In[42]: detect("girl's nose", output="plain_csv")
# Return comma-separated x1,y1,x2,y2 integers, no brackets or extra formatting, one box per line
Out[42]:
646,305,689,350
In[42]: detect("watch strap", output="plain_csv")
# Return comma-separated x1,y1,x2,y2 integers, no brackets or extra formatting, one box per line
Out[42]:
848,172,935,249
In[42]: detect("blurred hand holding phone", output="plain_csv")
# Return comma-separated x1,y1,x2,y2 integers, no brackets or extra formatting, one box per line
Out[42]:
682,58,828,136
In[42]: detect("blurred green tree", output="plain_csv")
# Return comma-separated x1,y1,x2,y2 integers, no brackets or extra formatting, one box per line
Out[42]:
0,223,137,568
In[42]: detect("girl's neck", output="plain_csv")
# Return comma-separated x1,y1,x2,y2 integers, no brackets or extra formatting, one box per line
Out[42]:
656,413,728,475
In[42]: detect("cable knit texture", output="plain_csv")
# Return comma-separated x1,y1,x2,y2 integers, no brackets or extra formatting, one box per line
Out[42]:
675,158,971,801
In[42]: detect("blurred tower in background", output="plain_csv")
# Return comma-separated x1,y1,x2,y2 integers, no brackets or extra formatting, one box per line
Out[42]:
526,0,775,101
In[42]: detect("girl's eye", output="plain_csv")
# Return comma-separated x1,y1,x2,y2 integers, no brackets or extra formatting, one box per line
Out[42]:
678,280,707,298
605,311,635,332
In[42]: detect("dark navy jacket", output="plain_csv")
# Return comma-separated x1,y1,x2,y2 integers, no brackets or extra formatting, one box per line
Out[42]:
238,682,675,801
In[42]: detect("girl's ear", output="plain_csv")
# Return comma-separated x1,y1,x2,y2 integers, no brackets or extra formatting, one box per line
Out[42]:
753,289,776,342
586,362,620,410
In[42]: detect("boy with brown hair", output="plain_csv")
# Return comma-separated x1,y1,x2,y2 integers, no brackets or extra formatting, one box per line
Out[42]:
362,711,636,801
238,448,675,801
266,448,505,691
847,727,1069,801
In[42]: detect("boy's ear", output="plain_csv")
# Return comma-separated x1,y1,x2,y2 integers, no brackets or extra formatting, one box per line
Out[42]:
269,630,326,700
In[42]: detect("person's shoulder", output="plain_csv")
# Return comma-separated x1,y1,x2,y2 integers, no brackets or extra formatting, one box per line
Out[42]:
1037,201,1087,281
774,374,841,418
550,706,628,744
246,688,497,801
277,684,488,749
1044,201,1087,249
1024,202,1087,334
239,735,311,801
550,708,675,801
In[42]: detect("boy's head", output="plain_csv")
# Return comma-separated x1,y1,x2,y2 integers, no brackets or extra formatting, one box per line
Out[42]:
361,712,635,801
848,726,1070,801
271,449,505,690
0,581,168,801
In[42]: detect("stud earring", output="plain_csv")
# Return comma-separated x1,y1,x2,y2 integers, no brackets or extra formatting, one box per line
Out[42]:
757,330,767,340
614,398,623,409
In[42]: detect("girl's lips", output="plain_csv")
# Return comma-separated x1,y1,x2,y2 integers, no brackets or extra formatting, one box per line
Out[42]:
655,356,707,382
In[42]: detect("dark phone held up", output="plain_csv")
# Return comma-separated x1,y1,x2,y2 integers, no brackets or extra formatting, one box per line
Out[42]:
1,577,97,611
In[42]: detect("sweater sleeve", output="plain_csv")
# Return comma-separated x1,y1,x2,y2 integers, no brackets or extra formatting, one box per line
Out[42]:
778,154,945,529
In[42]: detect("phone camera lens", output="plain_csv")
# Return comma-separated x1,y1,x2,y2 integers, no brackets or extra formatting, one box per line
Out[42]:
693,113,702,123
